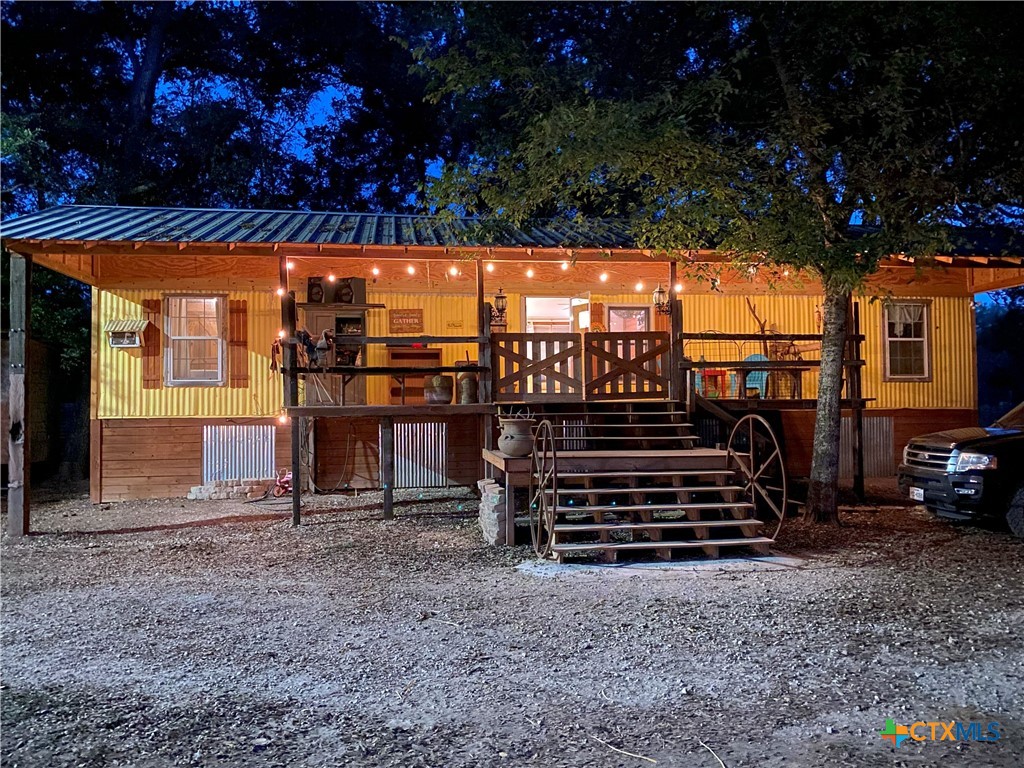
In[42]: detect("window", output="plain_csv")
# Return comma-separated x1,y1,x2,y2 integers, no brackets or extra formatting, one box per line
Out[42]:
884,301,930,380
165,296,225,385
607,306,649,332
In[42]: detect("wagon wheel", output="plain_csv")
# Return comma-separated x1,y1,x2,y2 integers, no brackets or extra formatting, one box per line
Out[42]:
528,419,558,558
726,414,787,540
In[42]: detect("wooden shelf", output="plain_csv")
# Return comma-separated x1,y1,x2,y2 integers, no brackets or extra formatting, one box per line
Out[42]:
388,347,442,404
296,302,386,311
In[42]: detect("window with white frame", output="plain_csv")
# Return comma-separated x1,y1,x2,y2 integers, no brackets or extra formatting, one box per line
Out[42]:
165,296,225,385
883,301,930,379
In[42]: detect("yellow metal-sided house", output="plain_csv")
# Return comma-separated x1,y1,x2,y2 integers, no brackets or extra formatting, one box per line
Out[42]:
3,205,1022,513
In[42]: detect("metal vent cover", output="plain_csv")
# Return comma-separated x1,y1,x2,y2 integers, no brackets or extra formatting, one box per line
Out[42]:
202,424,276,483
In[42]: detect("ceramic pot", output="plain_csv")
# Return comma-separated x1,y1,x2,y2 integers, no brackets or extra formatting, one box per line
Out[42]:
498,418,535,457
424,375,454,404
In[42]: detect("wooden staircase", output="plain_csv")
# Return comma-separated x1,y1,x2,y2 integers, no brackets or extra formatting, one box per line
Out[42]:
526,404,785,562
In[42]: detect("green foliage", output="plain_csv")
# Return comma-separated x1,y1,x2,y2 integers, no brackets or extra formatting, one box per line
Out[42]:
416,3,1024,288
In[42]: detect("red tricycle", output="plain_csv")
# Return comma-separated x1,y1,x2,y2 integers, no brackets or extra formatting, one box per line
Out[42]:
272,469,293,497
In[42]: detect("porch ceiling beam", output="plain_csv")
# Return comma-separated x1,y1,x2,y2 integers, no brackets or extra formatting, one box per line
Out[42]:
7,237,1023,270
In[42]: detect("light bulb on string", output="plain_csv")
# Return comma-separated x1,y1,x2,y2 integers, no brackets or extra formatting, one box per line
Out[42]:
276,287,285,297
327,274,336,282
635,281,644,292
486,263,495,273
599,272,609,283
526,268,535,278
407,265,416,275
561,262,569,271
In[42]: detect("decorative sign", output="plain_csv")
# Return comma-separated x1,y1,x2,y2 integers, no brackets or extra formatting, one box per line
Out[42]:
389,308,424,334
446,319,464,330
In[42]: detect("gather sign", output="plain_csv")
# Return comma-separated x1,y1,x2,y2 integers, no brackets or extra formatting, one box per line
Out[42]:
389,308,424,334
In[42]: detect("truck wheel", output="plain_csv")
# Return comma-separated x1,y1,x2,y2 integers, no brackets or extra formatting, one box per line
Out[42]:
1007,485,1024,539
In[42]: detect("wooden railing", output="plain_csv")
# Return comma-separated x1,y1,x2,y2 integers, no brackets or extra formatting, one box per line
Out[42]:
492,333,583,401
584,331,670,400
491,331,672,402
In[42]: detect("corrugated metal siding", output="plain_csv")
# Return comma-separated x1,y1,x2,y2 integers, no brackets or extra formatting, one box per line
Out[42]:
364,290,478,404
393,421,448,487
840,415,895,478
202,424,276,482
96,287,282,418
860,296,976,409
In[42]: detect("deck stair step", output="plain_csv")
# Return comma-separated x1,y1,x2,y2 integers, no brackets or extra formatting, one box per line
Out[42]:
554,469,735,479
552,501,754,514
546,422,695,430
553,519,762,533
552,537,775,553
554,485,745,495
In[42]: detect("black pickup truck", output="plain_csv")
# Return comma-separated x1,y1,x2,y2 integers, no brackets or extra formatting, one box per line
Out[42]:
898,402,1024,537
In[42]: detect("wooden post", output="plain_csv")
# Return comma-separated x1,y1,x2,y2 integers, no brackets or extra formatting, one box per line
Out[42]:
380,415,394,519
850,301,865,500
668,261,685,406
7,252,31,537
279,255,301,525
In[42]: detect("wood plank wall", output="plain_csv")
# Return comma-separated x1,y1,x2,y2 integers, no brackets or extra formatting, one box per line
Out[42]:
314,415,484,490
93,418,290,501
779,408,977,477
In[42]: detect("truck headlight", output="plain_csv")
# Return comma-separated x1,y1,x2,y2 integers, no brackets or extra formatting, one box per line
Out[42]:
954,452,998,472
902,445,910,464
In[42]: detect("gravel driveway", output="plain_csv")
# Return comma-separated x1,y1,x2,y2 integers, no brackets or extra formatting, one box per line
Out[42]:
2,489,1022,767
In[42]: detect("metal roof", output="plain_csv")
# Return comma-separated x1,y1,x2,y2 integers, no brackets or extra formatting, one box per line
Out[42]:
0,205,634,249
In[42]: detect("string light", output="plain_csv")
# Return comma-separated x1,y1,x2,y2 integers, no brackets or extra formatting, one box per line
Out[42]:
286,261,295,270
407,265,416,275
449,265,460,276
561,261,569,271
599,272,609,282
486,263,495,272
371,266,380,276
635,281,644,292
674,283,683,293
327,273,336,282
277,330,285,339
783,269,790,277
526,268,535,278
276,287,285,296
277,413,288,424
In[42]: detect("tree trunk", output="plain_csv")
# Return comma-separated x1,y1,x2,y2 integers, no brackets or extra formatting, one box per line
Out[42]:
807,285,851,524
118,2,173,204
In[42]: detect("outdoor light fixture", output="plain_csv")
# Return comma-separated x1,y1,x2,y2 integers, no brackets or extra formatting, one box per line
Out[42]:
653,283,671,315
491,288,508,326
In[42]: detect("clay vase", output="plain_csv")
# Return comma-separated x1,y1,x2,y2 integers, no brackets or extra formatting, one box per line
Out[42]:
498,418,535,457
424,375,454,404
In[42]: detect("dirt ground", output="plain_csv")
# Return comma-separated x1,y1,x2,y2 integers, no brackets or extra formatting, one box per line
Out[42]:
2,485,1022,767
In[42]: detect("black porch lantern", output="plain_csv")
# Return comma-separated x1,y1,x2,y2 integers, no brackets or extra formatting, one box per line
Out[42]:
652,283,671,315
491,288,508,325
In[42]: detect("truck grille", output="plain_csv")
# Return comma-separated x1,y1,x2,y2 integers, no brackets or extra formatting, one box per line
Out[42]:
904,443,954,470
